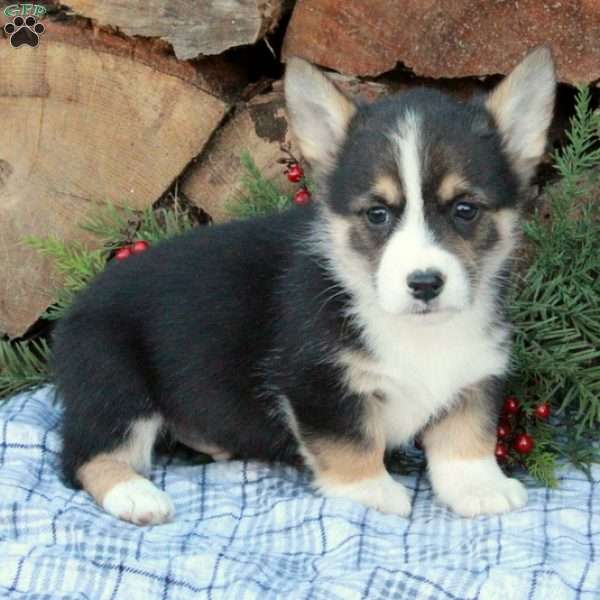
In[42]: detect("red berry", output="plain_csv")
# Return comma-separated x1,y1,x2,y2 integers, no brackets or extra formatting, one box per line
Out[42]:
495,442,509,461
513,433,535,455
503,396,520,415
286,163,304,183
534,403,551,420
131,240,150,254
114,247,131,261
497,421,511,439
293,187,311,205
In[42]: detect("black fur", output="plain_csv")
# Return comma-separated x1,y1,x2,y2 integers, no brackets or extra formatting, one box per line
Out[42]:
54,205,367,486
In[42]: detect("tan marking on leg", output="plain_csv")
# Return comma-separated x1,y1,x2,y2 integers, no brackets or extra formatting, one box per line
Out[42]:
76,415,162,506
77,456,142,505
307,394,386,486
423,384,496,461
424,381,527,517
309,439,386,485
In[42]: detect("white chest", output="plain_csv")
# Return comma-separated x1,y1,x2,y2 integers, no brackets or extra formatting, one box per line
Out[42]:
345,307,510,447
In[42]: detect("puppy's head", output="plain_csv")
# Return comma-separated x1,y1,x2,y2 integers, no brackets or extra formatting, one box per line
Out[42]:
285,48,555,317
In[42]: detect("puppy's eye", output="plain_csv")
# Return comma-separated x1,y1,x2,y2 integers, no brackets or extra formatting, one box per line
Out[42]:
366,206,390,226
452,199,480,222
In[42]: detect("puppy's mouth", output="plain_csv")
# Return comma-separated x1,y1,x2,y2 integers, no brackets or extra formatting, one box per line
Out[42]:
400,304,461,326
404,300,462,319
410,302,435,315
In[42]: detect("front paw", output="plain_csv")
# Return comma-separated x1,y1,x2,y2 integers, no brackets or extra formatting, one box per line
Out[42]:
429,457,527,517
442,476,527,517
319,472,412,516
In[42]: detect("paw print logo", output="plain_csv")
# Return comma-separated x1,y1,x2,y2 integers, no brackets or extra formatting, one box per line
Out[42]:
4,15,45,48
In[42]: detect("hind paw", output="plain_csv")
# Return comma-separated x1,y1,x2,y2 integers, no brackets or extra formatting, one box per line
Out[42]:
102,478,175,525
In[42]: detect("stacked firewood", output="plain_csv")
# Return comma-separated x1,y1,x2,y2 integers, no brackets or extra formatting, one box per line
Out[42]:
1,0,598,337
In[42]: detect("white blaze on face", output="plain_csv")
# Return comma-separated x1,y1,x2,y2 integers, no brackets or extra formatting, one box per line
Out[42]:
375,112,471,315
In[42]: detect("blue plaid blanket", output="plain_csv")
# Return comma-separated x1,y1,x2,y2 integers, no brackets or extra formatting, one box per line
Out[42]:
0,387,598,599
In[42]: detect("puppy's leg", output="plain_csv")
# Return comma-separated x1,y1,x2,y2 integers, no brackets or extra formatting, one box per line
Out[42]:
423,381,527,517
55,317,175,525
77,415,174,525
287,393,411,516
306,437,412,516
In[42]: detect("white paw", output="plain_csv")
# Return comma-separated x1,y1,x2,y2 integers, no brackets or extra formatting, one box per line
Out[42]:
429,456,527,517
447,476,527,517
103,478,175,525
319,472,412,517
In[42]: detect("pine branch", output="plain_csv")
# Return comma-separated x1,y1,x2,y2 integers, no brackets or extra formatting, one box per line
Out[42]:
82,201,197,247
134,204,197,242
553,86,600,183
523,451,559,488
24,236,108,289
24,236,108,320
227,152,291,218
0,339,51,399
80,203,131,248
507,85,600,483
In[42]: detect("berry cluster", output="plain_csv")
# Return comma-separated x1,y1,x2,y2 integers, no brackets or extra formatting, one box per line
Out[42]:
114,240,150,261
278,144,311,205
495,395,551,463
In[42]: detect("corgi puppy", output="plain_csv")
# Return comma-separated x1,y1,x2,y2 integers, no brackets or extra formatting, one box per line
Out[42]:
53,48,556,525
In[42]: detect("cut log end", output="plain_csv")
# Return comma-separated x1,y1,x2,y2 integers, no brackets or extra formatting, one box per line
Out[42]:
0,20,228,337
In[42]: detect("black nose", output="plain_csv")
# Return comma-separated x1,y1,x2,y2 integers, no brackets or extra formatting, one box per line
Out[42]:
407,270,445,302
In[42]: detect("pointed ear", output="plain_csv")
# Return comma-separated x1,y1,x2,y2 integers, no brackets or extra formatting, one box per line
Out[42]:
486,46,556,185
285,57,356,169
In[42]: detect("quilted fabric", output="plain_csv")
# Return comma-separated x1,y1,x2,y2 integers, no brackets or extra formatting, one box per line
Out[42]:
1,387,598,599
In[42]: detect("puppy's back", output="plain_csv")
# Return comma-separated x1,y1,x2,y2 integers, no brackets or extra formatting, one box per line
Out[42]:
53,207,310,488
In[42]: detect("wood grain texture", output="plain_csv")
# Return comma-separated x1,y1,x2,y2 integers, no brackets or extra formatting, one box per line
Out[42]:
0,21,228,337
282,0,600,84
66,0,288,59
182,89,297,223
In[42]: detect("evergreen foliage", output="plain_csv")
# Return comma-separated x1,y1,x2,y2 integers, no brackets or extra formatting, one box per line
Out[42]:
82,201,198,249
0,339,50,398
226,152,292,218
24,237,107,321
507,86,600,484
